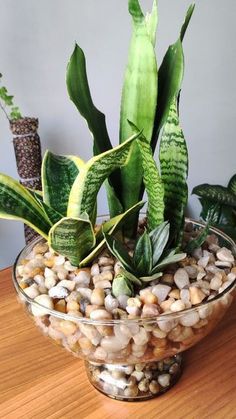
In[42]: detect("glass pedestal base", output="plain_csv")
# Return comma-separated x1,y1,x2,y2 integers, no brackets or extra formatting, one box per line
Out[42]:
85,354,182,401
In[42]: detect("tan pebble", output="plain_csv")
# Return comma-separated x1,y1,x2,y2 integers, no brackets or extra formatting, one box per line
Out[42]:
141,291,158,305
133,327,149,346
189,286,206,305
66,301,80,312
44,258,55,268
160,298,175,312
192,319,208,329
19,280,29,289
93,271,113,283
150,337,167,348
169,289,180,299
152,327,167,339
55,299,66,313
168,325,183,341
170,300,185,312
33,242,49,254
98,257,115,266
24,284,40,299
30,267,44,277
59,320,77,336
78,337,94,350
96,325,113,336
90,309,112,321
149,380,160,394
19,258,29,266
32,294,54,317
124,386,139,397
95,280,112,289
142,303,159,317
91,288,105,306
162,274,174,285
231,267,236,275
85,304,101,317
138,378,149,392
152,346,166,358
127,297,142,308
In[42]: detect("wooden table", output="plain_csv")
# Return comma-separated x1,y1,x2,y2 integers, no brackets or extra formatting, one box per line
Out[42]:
0,267,236,419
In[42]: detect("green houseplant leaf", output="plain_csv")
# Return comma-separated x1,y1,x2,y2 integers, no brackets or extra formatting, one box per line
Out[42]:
68,132,140,219
104,233,134,273
192,184,236,208
66,44,123,215
159,99,188,244
129,121,164,231
79,201,144,267
228,174,236,196
149,221,170,267
48,216,96,266
119,0,158,231
42,151,84,216
0,174,50,238
133,229,152,275
151,4,195,151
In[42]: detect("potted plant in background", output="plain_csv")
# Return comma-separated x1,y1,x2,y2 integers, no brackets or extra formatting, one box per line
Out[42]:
0,0,235,401
0,73,42,243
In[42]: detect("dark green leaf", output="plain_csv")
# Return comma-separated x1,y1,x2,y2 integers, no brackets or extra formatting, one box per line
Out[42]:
120,268,142,286
48,216,95,266
198,198,221,224
149,221,170,266
228,174,236,196
193,184,236,208
185,224,210,254
42,151,84,216
159,100,188,244
104,233,134,273
133,230,152,276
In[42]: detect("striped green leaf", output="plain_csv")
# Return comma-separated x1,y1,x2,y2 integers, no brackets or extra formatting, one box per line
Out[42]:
33,192,63,226
151,4,195,151
48,216,96,266
159,99,188,244
129,122,164,231
0,174,50,238
66,44,123,214
186,224,210,254
104,233,134,273
198,198,221,224
79,201,144,266
152,250,186,274
68,132,140,219
149,221,170,267
133,229,152,276
228,174,236,196
192,184,236,208
119,0,158,229
42,151,84,216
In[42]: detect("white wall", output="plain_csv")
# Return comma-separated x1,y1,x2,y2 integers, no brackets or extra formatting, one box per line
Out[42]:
1,0,236,268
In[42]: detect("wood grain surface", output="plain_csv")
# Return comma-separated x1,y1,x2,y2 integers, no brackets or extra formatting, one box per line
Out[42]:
0,267,236,419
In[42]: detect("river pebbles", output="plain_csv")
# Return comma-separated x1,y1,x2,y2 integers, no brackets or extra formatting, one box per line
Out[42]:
16,223,236,397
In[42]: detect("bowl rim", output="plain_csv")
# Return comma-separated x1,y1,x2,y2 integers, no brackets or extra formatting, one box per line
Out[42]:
12,217,236,326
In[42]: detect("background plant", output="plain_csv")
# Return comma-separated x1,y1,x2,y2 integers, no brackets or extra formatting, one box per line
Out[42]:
0,74,22,120
193,174,236,240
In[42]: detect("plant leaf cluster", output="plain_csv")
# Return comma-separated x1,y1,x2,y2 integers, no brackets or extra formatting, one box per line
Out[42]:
104,221,186,297
0,74,22,120
193,175,236,240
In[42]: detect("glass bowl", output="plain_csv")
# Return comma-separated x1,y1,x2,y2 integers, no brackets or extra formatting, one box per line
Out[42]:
12,219,236,401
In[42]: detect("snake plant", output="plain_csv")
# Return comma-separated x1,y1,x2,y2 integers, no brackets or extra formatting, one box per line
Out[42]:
0,132,144,265
104,221,186,297
66,0,195,239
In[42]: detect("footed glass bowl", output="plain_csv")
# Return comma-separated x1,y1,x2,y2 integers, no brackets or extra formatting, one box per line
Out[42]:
12,220,236,401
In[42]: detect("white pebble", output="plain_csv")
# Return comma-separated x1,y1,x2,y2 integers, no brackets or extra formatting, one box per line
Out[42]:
54,255,65,266
117,294,129,309
32,294,54,317
152,284,171,303
48,286,69,299
74,271,90,287
210,276,222,291
58,280,75,291
216,247,234,263
45,276,57,289
90,309,112,321
91,263,100,276
198,256,209,268
24,284,40,299
105,294,119,312
180,311,200,326
170,300,185,312
44,268,57,280
174,269,190,289
158,374,170,388
95,280,112,289
133,327,149,346
64,261,77,271
180,289,190,304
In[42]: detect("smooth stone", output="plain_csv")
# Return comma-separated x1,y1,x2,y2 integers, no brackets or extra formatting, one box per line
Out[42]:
174,269,190,289
170,300,185,312
48,286,69,299
216,247,234,263
180,311,200,327
152,284,171,303
32,294,54,317
158,374,170,387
